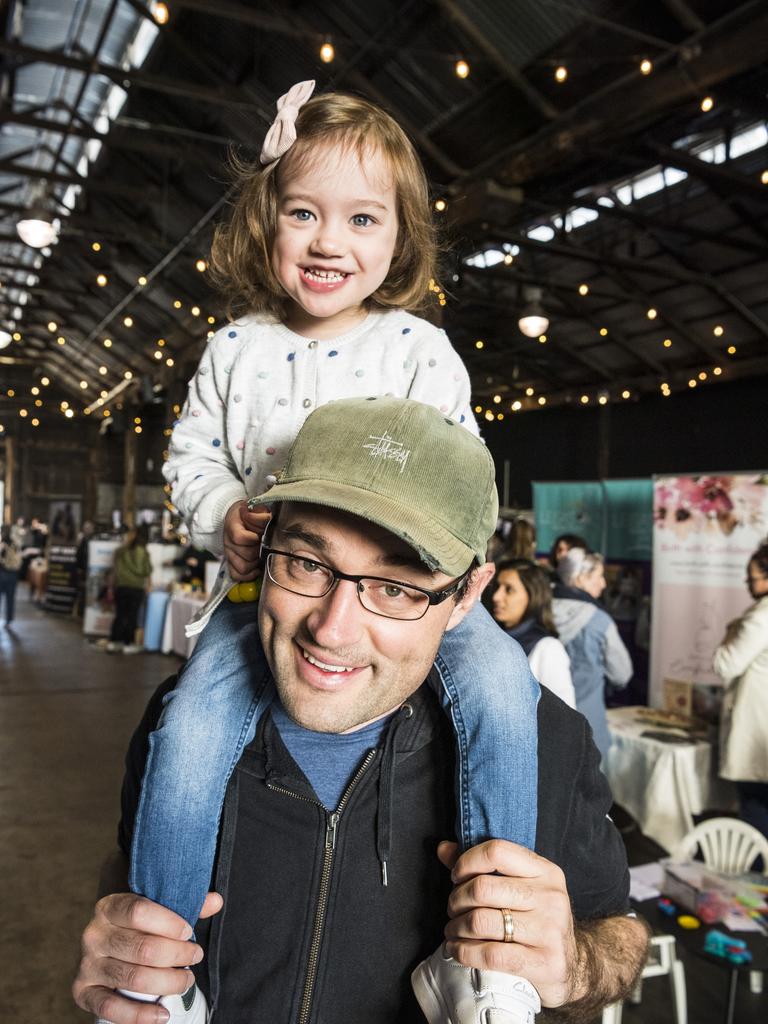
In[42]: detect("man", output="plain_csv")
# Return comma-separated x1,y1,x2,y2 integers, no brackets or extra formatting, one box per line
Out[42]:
74,397,648,1024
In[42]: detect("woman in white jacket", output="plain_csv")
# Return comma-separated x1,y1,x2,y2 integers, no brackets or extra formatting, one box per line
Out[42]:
713,539,768,839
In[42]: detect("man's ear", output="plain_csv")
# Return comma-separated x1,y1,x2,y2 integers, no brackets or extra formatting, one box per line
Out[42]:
445,561,496,632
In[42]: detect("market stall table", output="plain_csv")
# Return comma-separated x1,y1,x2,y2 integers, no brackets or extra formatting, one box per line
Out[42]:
635,891,768,1024
604,706,716,853
161,591,207,659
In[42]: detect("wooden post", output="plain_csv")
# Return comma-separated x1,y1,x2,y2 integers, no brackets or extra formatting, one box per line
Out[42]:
3,435,15,524
123,426,136,528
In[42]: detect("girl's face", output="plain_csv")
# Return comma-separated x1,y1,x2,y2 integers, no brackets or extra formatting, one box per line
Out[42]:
272,144,399,339
491,569,530,630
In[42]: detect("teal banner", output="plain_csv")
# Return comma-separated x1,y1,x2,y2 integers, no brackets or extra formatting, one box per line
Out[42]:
533,479,653,561
532,482,605,556
602,479,653,560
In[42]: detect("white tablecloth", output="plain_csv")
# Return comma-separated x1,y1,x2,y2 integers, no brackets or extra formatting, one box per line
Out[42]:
161,592,207,659
603,706,713,854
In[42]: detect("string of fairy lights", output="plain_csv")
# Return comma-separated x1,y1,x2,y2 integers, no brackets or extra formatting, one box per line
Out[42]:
467,278,740,423
1,6,766,438
0,237,220,436
0,250,748,439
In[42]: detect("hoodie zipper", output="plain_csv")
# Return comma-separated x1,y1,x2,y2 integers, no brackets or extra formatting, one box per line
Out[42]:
267,747,377,1024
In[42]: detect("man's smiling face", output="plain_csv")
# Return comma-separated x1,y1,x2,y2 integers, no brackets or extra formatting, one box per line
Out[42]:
258,502,476,733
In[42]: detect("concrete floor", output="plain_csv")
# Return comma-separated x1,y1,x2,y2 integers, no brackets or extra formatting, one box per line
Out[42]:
1,592,765,1023
0,591,181,1023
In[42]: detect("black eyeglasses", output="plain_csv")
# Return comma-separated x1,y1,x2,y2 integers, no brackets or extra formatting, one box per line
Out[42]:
260,544,468,621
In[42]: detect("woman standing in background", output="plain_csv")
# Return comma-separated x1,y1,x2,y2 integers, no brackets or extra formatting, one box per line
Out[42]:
491,558,575,707
0,524,23,625
108,524,152,654
713,539,768,839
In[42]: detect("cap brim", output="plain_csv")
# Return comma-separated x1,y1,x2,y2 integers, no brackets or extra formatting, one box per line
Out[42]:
255,479,477,577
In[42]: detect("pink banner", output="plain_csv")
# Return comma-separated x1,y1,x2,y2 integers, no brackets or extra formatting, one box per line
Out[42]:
649,473,768,706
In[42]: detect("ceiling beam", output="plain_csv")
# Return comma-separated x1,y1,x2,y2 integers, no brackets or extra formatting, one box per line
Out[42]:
660,0,705,32
460,4,768,187
0,158,160,200
0,39,273,114
434,0,557,120
530,190,766,258
648,141,768,204
0,108,224,166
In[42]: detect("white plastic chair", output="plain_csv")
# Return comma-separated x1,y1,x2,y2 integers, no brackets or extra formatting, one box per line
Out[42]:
672,816,768,995
601,932,687,1024
671,816,768,875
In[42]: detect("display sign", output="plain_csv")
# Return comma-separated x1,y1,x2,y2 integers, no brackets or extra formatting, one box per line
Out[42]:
649,472,768,706
43,544,78,614
82,538,120,636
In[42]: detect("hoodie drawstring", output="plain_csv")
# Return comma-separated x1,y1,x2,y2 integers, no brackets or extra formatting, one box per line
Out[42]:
375,700,413,886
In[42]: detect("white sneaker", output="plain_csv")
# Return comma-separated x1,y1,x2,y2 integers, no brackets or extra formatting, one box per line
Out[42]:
96,983,208,1024
106,641,123,653
412,944,540,1024
122,643,143,654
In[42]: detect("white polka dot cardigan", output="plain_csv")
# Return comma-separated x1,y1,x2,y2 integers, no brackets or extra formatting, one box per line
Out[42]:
164,309,479,633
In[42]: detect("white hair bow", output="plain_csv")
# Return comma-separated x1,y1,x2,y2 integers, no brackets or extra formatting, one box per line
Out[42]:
260,80,316,165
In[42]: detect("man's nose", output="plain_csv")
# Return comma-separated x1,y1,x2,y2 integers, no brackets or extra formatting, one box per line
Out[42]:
306,578,365,649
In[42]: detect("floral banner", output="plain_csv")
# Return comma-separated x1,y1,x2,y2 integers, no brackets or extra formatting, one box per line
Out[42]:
649,472,768,705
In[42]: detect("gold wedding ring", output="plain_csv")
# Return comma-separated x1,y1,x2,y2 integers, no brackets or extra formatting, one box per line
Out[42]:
501,907,515,943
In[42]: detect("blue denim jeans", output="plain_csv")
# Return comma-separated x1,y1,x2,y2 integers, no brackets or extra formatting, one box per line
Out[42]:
130,600,540,927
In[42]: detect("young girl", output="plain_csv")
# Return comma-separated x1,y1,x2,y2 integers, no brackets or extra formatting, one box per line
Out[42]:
127,82,541,1023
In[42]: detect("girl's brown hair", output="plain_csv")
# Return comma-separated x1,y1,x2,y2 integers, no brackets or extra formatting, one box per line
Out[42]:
209,91,438,321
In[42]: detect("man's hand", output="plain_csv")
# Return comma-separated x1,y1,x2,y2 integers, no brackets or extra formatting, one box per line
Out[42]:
439,839,577,1007
72,892,223,1023
439,839,648,1018
223,500,271,581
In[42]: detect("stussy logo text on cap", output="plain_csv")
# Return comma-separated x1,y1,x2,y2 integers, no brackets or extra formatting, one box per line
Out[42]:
363,433,411,473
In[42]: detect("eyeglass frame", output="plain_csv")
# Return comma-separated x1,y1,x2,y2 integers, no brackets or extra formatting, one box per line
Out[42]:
259,540,472,621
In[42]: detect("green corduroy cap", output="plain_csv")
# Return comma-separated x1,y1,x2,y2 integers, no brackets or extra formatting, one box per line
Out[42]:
251,397,499,576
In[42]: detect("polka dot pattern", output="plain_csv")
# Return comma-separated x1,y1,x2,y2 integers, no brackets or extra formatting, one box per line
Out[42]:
355,369,364,377
402,327,411,334
245,466,252,476
236,440,245,450
266,446,276,455
278,398,288,406
191,410,201,417
212,438,222,447
328,350,338,357
233,394,242,403
257,371,268,379
228,330,237,338
287,352,295,362
428,358,437,367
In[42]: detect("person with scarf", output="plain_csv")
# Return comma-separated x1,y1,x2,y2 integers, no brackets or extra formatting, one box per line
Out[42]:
552,549,632,760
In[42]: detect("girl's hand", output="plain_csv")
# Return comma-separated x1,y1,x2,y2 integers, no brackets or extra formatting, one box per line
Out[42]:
223,501,271,581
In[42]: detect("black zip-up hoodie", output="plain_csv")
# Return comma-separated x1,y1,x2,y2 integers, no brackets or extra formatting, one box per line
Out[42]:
120,680,629,1023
